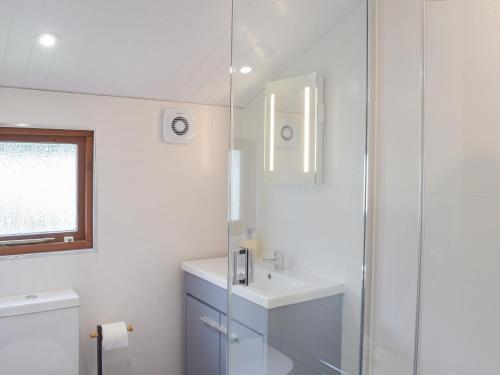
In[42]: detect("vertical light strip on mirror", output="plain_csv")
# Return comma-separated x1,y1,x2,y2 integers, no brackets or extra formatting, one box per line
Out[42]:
230,150,241,221
270,93,275,172
264,96,267,170
314,86,318,173
304,86,310,173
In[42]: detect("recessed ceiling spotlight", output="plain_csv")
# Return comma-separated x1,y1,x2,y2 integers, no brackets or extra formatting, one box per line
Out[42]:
37,33,59,48
240,66,252,74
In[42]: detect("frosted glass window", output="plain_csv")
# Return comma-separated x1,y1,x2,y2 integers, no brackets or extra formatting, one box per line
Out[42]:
0,142,78,236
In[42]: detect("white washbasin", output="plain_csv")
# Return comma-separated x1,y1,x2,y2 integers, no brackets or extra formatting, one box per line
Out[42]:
249,266,307,292
182,257,344,309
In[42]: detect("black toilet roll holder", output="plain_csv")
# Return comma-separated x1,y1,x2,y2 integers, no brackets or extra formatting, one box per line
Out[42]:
89,323,134,375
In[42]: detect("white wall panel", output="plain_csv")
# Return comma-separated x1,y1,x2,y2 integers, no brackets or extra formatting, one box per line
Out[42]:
0,87,229,375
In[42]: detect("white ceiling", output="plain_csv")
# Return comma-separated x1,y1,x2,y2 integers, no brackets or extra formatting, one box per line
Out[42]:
232,0,364,106
0,0,361,107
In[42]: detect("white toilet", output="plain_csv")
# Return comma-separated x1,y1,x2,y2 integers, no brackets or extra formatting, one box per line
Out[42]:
0,289,80,375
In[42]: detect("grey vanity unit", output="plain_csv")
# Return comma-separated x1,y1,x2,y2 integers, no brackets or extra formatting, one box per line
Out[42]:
184,272,343,375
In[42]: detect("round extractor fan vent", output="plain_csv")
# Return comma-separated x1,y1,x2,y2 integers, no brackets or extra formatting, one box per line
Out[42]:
162,109,196,144
171,116,189,136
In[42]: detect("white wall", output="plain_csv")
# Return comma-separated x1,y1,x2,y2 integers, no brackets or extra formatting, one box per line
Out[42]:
0,87,229,375
371,1,500,374
235,4,368,374
369,0,422,374
419,1,500,374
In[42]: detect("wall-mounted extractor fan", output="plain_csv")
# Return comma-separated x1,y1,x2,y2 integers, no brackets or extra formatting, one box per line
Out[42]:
162,109,196,144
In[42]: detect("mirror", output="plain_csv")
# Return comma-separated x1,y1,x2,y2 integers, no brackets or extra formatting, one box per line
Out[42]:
263,73,324,185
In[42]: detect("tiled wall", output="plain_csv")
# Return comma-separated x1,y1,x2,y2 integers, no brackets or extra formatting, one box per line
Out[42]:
419,1,500,374
369,0,422,374
0,87,229,375
371,1,500,375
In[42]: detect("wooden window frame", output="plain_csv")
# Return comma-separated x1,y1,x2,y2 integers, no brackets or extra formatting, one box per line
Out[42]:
0,127,94,256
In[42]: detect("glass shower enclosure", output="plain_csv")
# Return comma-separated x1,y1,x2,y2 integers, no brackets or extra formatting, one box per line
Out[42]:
227,1,369,375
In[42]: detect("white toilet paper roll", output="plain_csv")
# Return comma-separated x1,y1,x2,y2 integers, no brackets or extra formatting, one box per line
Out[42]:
101,321,129,351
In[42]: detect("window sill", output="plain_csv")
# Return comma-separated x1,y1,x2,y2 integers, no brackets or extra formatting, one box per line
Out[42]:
0,247,96,261
0,240,93,256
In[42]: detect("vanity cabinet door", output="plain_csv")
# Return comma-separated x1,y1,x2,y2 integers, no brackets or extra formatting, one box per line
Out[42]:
186,296,221,375
220,315,266,375
219,316,227,375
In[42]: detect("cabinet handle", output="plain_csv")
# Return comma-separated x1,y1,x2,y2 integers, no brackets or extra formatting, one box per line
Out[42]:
217,324,239,342
200,316,239,342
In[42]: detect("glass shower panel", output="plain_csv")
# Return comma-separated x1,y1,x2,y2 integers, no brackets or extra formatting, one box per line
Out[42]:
418,1,500,374
228,1,368,375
